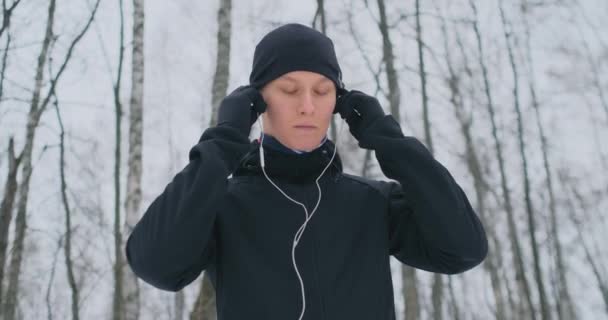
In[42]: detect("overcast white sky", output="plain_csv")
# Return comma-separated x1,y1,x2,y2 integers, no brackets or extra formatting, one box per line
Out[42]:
0,0,607,318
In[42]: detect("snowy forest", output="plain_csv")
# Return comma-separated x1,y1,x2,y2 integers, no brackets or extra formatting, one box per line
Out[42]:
0,0,607,319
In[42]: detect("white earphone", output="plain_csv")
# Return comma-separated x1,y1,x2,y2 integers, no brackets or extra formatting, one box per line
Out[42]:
257,110,340,320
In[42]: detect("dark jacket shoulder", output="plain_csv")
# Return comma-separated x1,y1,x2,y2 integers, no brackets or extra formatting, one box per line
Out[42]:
340,172,397,200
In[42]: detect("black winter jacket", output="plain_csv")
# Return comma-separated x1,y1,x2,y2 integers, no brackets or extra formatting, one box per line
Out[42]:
125,114,488,320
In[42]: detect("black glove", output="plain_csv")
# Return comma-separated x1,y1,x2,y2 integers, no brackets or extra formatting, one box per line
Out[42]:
335,89,385,141
217,85,267,136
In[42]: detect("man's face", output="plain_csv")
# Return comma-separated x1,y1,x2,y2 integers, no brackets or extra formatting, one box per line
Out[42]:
259,70,336,151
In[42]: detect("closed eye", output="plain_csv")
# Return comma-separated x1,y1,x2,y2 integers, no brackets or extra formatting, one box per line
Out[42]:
281,89,297,95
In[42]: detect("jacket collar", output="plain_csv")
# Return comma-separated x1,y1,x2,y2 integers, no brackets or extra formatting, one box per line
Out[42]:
234,137,343,183
259,132,328,155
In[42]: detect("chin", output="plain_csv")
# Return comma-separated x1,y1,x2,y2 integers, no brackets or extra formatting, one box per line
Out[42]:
280,130,327,151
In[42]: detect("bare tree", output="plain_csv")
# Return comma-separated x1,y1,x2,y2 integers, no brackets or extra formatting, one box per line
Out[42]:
312,0,339,143
352,0,422,316
208,0,232,129
560,172,608,315
347,3,386,100
45,235,63,320
519,2,577,319
412,1,446,319
376,0,428,320
312,0,326,32
436,4,507,318
498,2,550,319
550,10,608,180
0,0,23,39
442,22,468,320
346,2,383,179
456,26,511,320
112,0,127,318
1,1,57,313
0,25,11,105
416,0,432,154
122,0,145,318
53,92,80,320
2,0,100,317
2,0,57,317
0,136,20,305
175,291,185,320
0,0,20,116
376,0,400,121
191,0,232,319
467,1,535,318
570,3,608,123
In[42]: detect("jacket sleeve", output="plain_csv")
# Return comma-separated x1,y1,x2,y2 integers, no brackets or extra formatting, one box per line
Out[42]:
125,125,252,291
360,115,488,274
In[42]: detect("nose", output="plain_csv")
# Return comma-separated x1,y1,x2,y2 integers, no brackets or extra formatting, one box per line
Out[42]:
296,91,315,115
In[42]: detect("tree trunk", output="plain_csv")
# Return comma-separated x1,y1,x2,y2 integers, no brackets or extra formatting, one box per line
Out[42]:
416,0,433,154
2,0,55,318
190,275,217,320
432,273,444,320
376,0,400,121
312,0,326,32
498,3,550,320
0,137,20,306
0,27,11,104
447,277,461,320
192,0,231,318
360,149,373,178
0,0,23,39
122,0,145,318
312,0,339,143
208,0,232,129
469,1,536,318
562,176,608,316
576,20,608,123
415,1,444,318
53,94,80,320
175,291,185,320
112,0,127,318
45,237,62,320
444,9,508,319
2,0,98,316
402,266,420,320
520,2,577,318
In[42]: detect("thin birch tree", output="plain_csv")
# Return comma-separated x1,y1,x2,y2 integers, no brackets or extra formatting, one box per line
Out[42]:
112,0,127,318
191,0,232,319
2,0,99,318
122,0,145,318
53,90,80,320
498,2,550,319
469,0,535,318
519,2,577,319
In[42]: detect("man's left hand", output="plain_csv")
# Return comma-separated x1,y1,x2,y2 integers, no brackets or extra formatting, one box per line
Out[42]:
335,89,386,142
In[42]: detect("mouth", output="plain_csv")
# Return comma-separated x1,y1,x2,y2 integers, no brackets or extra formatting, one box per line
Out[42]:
294,125,317,130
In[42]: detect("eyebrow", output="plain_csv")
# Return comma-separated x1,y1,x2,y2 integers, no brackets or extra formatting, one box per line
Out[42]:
282,75,332,85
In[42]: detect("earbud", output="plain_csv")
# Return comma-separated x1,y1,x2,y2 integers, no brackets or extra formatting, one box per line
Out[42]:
259,117,266,168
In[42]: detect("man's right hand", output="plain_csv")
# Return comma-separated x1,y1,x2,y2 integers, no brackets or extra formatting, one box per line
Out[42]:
217,85,267,136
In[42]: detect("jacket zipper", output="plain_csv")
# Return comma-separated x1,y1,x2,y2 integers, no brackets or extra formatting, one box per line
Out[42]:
302,181,327,320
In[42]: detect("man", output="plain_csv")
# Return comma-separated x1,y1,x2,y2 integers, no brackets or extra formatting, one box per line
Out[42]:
126,23,487,320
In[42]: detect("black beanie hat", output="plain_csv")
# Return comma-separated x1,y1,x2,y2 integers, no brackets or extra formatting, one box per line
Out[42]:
249,23,344,91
